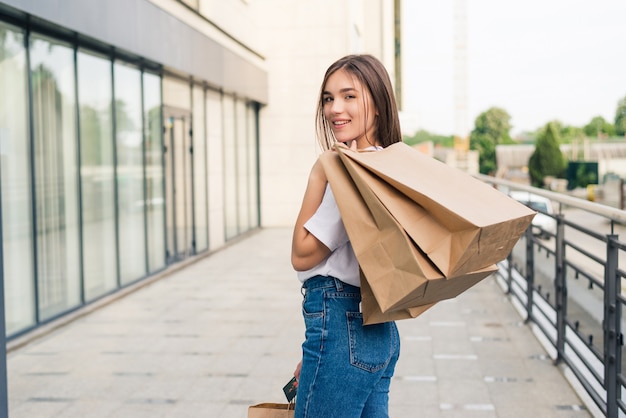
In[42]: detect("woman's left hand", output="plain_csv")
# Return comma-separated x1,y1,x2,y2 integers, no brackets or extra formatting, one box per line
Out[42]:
294,360,302,383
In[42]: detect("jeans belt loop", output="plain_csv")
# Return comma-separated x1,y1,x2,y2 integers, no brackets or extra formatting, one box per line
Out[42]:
334,277,343,292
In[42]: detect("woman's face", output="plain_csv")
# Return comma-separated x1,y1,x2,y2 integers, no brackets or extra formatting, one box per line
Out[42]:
322,69,378,149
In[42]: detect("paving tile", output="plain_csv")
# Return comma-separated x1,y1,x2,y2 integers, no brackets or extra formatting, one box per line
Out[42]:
6,228,592,417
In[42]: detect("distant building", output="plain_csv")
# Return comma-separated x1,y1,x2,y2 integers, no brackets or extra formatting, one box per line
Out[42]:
411,142,479,174
496,142,626,187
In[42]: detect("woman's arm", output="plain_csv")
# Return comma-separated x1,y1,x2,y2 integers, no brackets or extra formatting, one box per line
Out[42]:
291,157,332,271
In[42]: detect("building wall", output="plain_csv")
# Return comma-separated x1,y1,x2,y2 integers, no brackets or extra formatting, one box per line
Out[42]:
497,142,626,184
0,0,397,337
250,0,397,227
1,0,267,102
140,0,397,228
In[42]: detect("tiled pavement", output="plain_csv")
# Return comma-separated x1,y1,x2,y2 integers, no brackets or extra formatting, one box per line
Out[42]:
7,228,594,417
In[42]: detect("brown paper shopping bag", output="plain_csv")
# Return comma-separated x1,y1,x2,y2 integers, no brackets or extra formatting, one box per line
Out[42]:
248,402,294,418
319,151,496,324
359,269,435,325
335,142,535,278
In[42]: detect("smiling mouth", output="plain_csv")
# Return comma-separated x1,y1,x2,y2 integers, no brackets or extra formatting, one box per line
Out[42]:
333,120,350,127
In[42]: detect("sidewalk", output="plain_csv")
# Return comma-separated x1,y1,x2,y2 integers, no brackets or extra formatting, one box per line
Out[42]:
7,228,592,417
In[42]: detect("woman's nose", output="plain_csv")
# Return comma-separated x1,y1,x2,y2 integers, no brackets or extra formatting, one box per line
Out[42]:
330,98,343,113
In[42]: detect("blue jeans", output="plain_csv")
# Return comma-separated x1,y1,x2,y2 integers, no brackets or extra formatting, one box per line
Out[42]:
295,276,400,418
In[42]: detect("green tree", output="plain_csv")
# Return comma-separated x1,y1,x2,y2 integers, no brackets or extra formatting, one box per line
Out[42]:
115,99,135,133
560,124,585,143
528,122,567,188
583,115,615,137
615,95,626,136
403,129,454,147
469,107,513,174
539,120,584,144
79,105,104,166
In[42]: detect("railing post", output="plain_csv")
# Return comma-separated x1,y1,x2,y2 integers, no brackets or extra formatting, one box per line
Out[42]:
505,252,513,294
525,226,534,322
554,214,566,364
604,234,620,418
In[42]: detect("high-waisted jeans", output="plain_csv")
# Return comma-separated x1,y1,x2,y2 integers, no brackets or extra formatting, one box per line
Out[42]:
295,276,400,418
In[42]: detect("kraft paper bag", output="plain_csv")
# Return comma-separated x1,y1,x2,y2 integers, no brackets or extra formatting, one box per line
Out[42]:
248,403,294,418
359,270,435,325
335,142,535,278
319,151,497,323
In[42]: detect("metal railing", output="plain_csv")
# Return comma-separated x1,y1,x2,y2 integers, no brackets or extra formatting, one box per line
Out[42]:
477,174,626,418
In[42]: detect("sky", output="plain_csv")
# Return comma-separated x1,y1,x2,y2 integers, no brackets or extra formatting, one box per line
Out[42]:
401,0,626,137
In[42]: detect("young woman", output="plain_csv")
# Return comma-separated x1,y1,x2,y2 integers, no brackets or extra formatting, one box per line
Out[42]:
291,54,403,418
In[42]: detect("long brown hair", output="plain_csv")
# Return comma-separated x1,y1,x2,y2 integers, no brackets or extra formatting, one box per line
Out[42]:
315,54,402,151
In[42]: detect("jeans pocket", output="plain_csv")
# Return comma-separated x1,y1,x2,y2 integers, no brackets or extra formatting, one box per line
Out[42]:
302,289,324,319
347,312,393,373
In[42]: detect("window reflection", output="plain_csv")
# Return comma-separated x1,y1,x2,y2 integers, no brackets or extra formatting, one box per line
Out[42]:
78,51,117,300
115,62,147,284
0,20,259,337
30,35,81,319
0,23,35,334
144,73,166,272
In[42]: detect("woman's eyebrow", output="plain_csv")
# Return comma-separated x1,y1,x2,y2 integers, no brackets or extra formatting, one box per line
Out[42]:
323,87,357,95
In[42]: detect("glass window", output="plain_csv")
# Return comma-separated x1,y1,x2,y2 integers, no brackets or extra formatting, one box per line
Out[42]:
192,86,208,252
114,62,147,284
247,102,259,229
171,115,193,259
206,89,223,250
78,51,117,300
0,23,35,335
223,95,237,240
144,72,165,273
236,99,249,233
30,34,81,320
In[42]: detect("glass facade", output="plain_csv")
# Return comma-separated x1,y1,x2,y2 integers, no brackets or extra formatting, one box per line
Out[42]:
247,103,259,229
223,95,237,240
144,73,166,273
114,62,147,285
192,86,208,252
0,22,35,335
236,99,249,233
78,51,117,301
0,19,260,338
30,35,81,321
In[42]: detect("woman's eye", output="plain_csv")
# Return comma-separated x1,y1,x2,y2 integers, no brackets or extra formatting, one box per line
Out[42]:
323,96,333,103
345,95,355,100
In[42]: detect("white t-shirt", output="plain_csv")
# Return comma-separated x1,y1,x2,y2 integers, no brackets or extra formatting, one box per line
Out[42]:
296,146,382,287
296,184,360,286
